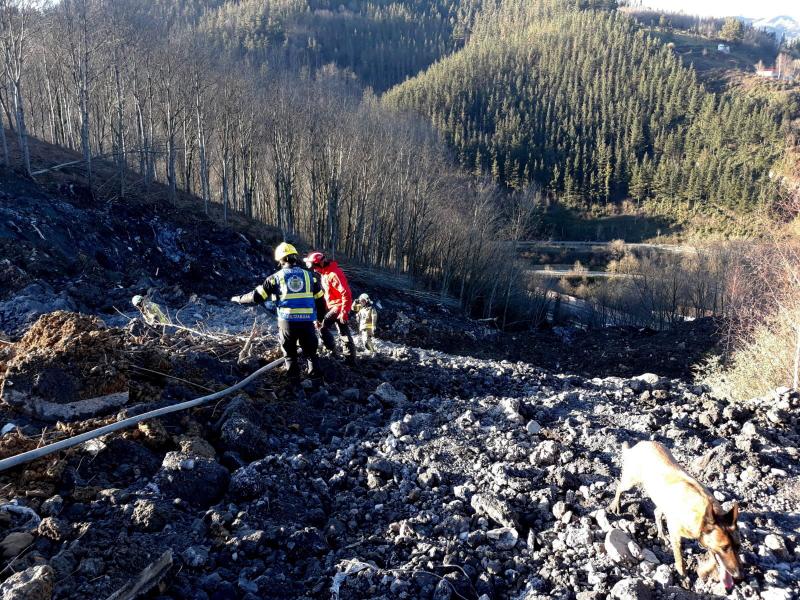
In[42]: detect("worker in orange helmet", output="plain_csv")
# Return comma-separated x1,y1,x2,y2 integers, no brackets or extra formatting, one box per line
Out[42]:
304,251,357,365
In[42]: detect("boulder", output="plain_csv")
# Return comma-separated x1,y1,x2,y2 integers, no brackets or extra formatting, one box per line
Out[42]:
605,529,637,563
470,493,518,528
530,440,559,466
610,578,652,600
131,499,168,532
486,527,519,550
154,452,229,506
374,382,407,406
0,532,34,558
0,565,54,600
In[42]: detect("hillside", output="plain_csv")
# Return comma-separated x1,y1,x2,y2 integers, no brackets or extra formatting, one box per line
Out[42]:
130,0,484,92
384,1,795,232
0,165,798,599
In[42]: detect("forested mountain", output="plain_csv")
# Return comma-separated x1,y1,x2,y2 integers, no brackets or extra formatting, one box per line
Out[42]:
2,0,798,326
132,0,483,92
385,0,795,218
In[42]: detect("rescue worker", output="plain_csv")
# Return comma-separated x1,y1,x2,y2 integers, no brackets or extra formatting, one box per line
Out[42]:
353,293,378,354
132,295,170,327
303,251,357,365
231,242,324,391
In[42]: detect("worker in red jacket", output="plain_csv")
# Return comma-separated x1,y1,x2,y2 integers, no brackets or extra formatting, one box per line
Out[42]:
304,251,357,365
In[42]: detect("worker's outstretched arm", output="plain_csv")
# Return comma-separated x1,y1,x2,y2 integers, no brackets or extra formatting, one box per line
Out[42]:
232,276,278,305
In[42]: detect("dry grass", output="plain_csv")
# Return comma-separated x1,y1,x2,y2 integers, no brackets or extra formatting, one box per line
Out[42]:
700,213,800,400
700,308,800,400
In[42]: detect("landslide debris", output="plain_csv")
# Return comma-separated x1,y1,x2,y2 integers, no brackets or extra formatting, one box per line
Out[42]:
1,312,128,421
0,312,796,600
0,169,282,337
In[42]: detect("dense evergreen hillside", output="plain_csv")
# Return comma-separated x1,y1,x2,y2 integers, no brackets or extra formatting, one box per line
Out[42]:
384,0,793,217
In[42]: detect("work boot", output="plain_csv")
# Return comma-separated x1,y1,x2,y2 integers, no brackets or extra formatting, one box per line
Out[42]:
345,354,357,367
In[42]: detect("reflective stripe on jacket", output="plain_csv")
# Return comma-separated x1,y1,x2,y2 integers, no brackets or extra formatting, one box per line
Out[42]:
274,267,315,321
237,265,324,321
356,306,377,331
251,267,317,322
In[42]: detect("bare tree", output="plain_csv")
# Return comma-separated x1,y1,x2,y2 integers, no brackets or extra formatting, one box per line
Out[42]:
0,0,33,174
60,0,96,181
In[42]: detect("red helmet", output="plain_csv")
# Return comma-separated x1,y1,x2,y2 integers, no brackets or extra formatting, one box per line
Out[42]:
304,251,325,267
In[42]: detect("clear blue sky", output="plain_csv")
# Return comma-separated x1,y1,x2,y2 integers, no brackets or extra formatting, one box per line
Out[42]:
641,0,800,20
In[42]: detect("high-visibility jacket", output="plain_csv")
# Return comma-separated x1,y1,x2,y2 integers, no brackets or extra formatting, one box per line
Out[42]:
140,300,170,326
316,261,353,317
239,266,324,322
355,304,377,332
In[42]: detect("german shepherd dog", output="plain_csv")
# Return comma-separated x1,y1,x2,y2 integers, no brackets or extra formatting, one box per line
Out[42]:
608,441,743,590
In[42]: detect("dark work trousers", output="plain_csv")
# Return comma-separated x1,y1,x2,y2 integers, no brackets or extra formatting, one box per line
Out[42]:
279,320,322,384
320,308,356,361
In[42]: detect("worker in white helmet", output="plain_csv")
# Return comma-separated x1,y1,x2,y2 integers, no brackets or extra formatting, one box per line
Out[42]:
353,293,378,354
132,294,170,327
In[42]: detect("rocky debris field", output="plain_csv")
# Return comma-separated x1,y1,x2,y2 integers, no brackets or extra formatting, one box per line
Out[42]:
0,309,797,600
370,293,719,380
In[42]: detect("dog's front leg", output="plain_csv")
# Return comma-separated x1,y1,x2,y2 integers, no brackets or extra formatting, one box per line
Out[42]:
608,485,623,514
654,507,669,544
669,529,686,576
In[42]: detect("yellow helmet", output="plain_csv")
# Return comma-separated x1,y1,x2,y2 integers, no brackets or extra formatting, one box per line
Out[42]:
274,242,299,262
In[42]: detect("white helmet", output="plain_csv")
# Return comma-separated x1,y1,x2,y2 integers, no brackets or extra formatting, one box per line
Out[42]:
132,295,144,307
358,293,371,304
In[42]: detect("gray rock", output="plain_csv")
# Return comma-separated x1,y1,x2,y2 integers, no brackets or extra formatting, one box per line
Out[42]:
605,529,637,563
374,382,407,405
219,416,269,460
530,440,559,466
764,534,788,558
39,495,63,517
486,527,519,550
131,499,167,532
525,420,542,435
37,517,69,541
182,546,209,568
653,564,672,586
760,589,793,600
610,578,652,600
285,527,328,560
342,388,360,401
0,532,33,558
470,493,518,529
433,578,452,600
594,509,612,532
78,557,104,578
155,452,229,507
418,469,440,488
565,528,593,547
641,548,659,564
0,565,54,600
633,373,661,387
366,457,394,476
390,420,409,437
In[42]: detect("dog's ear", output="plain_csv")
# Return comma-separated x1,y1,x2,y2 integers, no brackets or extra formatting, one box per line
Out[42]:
716,501,739,529
702,503,716,533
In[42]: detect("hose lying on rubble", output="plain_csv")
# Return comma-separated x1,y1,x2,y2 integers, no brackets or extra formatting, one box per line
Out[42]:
0,358,285,473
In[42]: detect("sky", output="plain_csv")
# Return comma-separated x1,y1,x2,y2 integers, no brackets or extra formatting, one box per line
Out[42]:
640,0,800,20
